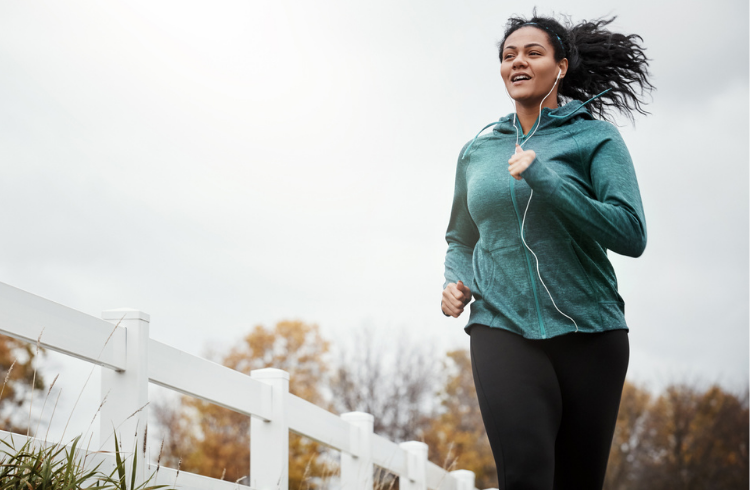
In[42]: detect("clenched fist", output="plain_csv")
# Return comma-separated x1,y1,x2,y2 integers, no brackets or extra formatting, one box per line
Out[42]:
508,144,536,180
442,280,472,318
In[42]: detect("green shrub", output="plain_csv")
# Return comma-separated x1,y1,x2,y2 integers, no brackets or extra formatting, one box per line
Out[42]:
0,433,174,490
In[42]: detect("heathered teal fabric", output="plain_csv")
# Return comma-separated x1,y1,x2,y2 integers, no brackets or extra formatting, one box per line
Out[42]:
444,100,646,339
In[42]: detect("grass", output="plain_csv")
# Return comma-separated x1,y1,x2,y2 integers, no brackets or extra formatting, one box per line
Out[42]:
0,323,174,489
0,431,174,490
0,435,102,489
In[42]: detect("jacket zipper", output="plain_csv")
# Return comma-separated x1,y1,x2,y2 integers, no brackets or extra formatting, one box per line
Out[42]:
509,173,547,338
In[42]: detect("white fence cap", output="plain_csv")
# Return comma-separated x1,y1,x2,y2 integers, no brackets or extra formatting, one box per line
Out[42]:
102,308,150,322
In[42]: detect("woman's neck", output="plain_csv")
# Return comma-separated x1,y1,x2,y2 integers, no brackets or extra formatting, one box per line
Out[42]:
515,99,559,134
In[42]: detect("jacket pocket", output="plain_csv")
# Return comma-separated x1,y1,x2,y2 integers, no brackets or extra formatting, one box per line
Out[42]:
570,239,622,303
473,244,535,321
531,239,596,319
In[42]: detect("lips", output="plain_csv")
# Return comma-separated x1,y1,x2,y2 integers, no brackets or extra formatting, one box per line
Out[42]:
511,73,532,83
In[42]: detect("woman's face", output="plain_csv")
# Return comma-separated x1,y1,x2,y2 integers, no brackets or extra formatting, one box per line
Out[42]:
500,26,567,108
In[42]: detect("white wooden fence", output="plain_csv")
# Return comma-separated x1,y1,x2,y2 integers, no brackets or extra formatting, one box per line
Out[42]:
0,281,493,490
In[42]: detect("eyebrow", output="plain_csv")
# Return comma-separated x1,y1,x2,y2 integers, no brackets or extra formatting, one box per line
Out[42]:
503,43,547,51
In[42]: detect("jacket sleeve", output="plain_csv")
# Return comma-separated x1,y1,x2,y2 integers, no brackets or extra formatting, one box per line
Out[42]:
521,125,647,257
444,146,480,289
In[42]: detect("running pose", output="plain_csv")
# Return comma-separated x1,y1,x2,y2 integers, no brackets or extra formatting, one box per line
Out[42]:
441,12,653,490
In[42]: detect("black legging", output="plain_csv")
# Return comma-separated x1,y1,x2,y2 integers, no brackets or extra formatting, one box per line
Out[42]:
469,325,629,490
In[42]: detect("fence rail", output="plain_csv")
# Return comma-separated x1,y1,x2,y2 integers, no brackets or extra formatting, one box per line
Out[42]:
0,281,488,490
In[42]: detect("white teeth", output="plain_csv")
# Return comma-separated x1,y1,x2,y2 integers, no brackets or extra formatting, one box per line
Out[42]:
513,76,530,81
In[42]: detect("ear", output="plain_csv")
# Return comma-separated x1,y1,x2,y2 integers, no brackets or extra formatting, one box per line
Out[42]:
558,58,569,78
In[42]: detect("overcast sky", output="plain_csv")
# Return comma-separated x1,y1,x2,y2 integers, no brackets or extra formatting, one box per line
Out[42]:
0,0,747,443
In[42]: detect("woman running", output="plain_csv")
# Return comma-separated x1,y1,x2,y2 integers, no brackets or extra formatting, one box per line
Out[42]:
441,12,653,490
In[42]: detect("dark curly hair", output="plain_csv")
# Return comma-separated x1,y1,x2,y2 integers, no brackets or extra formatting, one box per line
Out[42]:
499,11,654,121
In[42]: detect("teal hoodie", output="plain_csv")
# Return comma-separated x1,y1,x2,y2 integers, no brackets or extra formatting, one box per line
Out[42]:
444,100,646,339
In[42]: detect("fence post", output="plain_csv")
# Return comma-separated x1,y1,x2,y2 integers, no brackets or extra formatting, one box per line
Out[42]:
399,441,428,490
340,411,374,490
250,368,290,490
100,308,150,485
450,469,476,490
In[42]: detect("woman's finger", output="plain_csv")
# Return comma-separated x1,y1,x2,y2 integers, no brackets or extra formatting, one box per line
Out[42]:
449,287,467,302
456,282,472,304
443,288,463,308
441,300,463,318
447,283,465,300
509,159,530,177
454,288,471,305
450,293,466,309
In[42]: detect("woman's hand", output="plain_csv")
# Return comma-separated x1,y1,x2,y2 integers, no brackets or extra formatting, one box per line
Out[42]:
442,280,472,318
508,144,536,180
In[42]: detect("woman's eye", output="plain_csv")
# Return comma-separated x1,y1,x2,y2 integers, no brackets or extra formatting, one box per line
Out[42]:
504,53,515,60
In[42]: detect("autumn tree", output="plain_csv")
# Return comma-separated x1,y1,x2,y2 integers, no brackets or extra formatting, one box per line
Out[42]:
636,383,749,490
603,381,653,490
602,381,749,490
0,334,45,433
422,349,497,489
154,320,331,488
330,328,438,443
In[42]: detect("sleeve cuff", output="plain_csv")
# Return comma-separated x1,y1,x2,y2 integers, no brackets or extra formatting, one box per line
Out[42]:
521,156,562,198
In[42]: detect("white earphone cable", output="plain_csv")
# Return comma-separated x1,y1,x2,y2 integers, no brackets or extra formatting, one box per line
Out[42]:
506,67,579,332
520,192,579,332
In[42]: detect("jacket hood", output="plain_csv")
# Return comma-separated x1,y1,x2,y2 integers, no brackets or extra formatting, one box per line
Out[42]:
462,90,612,160
493,98,595,135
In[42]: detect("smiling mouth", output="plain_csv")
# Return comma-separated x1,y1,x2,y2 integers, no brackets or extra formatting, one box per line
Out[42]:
511,75,531,83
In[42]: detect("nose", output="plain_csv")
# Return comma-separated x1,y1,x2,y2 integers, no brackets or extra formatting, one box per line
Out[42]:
512,54,528,69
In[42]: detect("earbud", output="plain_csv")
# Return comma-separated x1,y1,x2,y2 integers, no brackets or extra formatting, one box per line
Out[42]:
556,68,562,80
